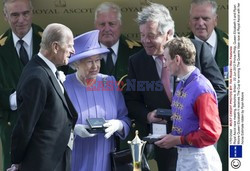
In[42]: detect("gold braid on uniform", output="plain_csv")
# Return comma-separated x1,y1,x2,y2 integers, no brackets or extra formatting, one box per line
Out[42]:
0,34,7,46
118,74,128,91
125,39,141,49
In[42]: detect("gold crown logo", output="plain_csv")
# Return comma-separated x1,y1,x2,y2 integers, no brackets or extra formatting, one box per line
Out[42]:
54,0,66,8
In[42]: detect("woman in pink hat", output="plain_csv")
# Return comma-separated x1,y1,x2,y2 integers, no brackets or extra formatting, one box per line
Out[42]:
63,30,130,171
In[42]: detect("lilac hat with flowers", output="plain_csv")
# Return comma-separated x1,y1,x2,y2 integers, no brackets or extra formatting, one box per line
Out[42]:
68,30,109,64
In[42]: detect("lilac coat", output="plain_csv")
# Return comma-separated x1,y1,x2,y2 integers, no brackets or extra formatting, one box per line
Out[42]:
64,73,130,171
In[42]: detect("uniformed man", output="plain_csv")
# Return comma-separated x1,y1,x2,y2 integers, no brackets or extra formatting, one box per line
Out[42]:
94,2,142,91
94,2,142,151
0,0,43,170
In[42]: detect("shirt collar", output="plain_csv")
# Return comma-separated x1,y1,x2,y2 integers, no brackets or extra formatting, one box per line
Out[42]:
100,40,119,56
152,54,164,61
13,27,33,47
178,67,196,82
152,56,157,60
206,30,217,48
38,52,57,75
194,29,217,48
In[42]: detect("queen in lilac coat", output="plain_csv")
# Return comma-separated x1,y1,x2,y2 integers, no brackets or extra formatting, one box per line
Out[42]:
63,30,130,171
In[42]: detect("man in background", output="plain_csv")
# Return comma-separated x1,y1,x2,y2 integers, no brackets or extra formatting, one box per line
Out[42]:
94,1,143,150
0,0,43,170
9,23,78,171
94,2,142,89
187,0,228,170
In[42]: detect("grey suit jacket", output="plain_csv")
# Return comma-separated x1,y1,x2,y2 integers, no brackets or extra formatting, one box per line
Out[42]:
11,55,78,171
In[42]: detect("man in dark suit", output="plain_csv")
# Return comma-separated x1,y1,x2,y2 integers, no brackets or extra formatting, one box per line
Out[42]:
94,2,142,88
125,3,226,171
187,0,228,170
94,1,142,150
0,0,43,170
9,23,78,171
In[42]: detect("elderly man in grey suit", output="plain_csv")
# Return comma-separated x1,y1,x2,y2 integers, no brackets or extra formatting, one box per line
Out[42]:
8,23,78,171
0,0,43,170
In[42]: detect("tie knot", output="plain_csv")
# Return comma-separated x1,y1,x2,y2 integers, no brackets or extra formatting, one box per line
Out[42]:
206,41,212,48
108,48,113,54
18,39,24,45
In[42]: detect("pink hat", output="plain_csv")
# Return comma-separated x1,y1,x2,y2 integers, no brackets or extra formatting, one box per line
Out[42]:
68,30,109,64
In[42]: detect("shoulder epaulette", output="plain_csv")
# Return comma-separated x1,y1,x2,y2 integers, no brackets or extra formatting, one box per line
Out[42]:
223,37,228,46
0,34,7,46
125,39,141,49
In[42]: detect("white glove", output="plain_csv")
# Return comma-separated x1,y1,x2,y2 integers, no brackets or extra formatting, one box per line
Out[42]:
103,119,123,139
9,91,17,111
7,164,19,171
74,124,96,138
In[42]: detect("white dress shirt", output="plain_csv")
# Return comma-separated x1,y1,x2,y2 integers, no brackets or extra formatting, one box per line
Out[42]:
13,27,33,60
195,29,218,58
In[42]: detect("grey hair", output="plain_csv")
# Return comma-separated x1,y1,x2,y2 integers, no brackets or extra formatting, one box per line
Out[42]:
94,2,122,24
136,2,175,38
40,23,73,50
190,0,218,15
3,0,33,15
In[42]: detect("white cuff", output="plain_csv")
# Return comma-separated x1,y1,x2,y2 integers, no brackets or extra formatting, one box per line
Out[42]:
9,91,17,111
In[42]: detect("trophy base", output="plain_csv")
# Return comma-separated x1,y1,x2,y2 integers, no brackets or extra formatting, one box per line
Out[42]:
133,162,142,171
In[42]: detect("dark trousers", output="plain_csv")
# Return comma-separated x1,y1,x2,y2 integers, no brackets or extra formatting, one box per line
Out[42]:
0,114,18,171
54,147,71,171
155,146,177,171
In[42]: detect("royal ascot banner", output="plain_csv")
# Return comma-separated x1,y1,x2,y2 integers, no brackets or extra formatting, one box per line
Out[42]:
228,0,249,171
0,0,228,40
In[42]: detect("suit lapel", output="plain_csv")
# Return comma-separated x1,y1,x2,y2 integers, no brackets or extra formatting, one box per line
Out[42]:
3,30,24,73
100,58,107,74
32,24,43,56
145,52,160,81
34,56,73,118
214,28,228,69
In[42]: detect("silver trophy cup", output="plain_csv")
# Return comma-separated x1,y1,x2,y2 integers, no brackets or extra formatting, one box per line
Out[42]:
128,130,147,171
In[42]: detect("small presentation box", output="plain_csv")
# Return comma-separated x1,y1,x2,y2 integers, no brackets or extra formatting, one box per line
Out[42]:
143,123,167,143
86,118,106,133
155,108,172,120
